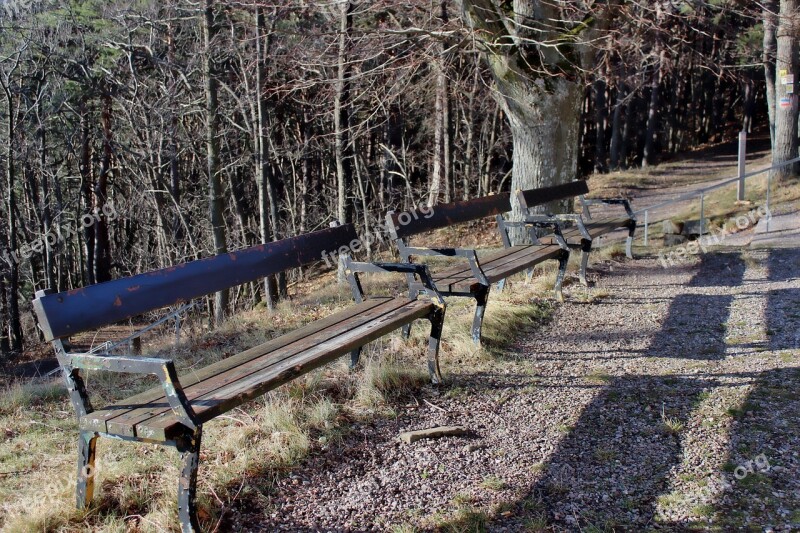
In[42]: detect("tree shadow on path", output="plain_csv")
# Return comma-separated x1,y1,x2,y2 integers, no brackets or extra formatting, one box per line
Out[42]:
457,252,749,531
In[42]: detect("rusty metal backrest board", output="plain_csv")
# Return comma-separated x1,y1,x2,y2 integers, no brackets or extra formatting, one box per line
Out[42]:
386,193,511,240
516,181,589,210
33,225,359,342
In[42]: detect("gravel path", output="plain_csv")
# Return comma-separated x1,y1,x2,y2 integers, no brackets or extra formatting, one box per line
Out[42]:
233,248,800,532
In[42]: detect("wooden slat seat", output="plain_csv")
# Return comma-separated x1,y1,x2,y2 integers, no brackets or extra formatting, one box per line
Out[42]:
431,245,564,293
80,297,433,441
539,216,631,244
386,196,570,344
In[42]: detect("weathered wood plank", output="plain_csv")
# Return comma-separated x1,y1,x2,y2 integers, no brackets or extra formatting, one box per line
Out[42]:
399,426,467,444
34,225,360,341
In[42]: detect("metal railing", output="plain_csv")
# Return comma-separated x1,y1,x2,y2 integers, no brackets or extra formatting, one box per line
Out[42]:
635,131,800,246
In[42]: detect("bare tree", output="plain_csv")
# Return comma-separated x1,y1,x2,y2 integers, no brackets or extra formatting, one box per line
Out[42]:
772,0,799,179
204,0,229,323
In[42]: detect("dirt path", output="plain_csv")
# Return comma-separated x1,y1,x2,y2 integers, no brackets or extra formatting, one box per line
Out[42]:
233,248,800,532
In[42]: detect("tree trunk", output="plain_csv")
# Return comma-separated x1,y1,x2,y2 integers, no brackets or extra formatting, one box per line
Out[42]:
594,75,608,173
609,80,626,170
764,1,779,147
0,272,9,357
2,79,22,355
38,112,56,290
428,55,447,207
94,93,112,283
204,0,229,324
773,0,799,180
256,6,280,309
463,57,479,200
458,0,600,244
440,0,452,206
335,1,354,225
79,105,95,286
502,81,582,229
300,112,311,234
643,48,665,168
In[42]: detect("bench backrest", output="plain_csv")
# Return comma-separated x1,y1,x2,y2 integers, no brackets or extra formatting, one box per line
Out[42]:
386,193,511,240
33,224,360,342
516,181,589,210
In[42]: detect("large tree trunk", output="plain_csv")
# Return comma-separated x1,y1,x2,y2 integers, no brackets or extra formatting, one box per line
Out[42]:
204,0,229,324
499,79,582,227
457,0,594,244
773,0,799,180
764,0,779,148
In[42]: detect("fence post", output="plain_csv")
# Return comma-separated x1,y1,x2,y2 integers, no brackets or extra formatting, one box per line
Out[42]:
700,193,705,235
766,172,772,233
737,130,747,201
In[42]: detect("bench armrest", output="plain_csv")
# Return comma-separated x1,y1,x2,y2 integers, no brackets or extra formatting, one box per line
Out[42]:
64,353,198,430
344,260,446,306
526,213,592,241
581,197,636,220
496,219,569,251
400,247,488,286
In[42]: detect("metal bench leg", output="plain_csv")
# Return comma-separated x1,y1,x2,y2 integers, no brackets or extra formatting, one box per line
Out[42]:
496,279,507,292
427,308,445,384
350,348,362,369
626,224,636,259
579,247,591,287
76,431,98,510
471,286,490,345
401,287,420,339
177,428,203,533
554,253,568,303
525,268,534,283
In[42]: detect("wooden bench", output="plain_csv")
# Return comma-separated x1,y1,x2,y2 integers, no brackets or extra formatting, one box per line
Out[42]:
386,194,570,345
32,224,446,532
517,181,637,286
